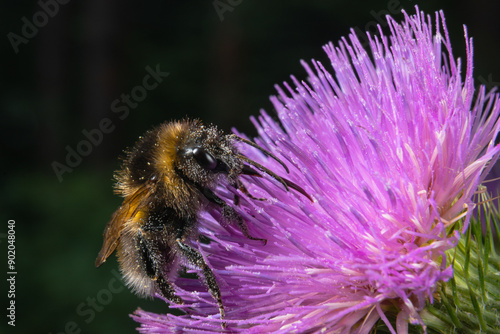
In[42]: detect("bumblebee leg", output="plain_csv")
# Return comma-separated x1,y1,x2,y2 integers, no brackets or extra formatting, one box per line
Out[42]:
175,238,226,327
236,179,266,201
137,229,183,304
200,187,267,244
155,276,183,304
234,193,240,206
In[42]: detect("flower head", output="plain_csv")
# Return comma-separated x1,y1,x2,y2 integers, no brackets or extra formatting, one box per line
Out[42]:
133,7,500,333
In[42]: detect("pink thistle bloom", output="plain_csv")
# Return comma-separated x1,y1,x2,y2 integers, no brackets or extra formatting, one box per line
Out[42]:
133,7,500,333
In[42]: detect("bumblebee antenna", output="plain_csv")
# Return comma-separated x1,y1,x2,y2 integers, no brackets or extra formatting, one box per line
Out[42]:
236,154,313,202
236,154,289,190
231,135,289,173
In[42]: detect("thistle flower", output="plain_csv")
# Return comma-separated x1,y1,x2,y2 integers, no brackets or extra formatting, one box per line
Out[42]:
132,7,500,333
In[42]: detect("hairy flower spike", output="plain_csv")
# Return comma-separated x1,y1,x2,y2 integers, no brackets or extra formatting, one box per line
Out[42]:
133,7,500,333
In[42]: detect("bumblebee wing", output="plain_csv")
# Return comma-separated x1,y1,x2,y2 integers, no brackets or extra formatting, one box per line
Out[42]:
95,186,152,267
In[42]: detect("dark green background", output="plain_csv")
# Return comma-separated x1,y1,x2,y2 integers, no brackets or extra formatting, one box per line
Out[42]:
1,1,499,333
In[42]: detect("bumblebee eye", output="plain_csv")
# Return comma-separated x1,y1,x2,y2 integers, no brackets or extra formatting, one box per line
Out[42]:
192,147,218,170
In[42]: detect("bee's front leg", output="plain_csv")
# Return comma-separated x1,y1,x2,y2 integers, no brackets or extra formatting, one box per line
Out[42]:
199,186,267,245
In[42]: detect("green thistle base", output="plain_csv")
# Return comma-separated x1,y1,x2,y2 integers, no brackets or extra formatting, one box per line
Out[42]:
421,235,500,333
420,193,500,334
376,193,500,333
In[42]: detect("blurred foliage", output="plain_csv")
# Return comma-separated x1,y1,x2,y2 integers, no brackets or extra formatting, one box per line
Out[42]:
1,1,499,333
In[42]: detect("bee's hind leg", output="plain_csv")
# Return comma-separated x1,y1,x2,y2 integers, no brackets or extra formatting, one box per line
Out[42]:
136,228,183,304
175,238,226,328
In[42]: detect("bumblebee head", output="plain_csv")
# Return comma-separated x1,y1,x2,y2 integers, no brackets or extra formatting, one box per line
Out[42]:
175,122,242,186
150,119,311,201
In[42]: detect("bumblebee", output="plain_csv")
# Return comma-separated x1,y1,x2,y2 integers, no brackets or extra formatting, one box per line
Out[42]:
95,119,310,322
